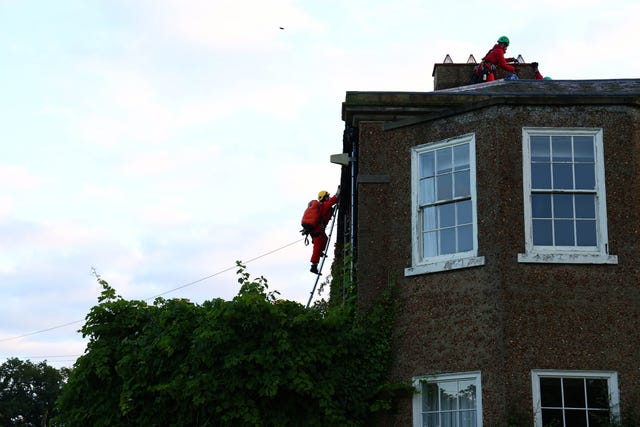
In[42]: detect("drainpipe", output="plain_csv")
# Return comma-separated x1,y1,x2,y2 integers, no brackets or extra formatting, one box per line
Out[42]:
350,135,357,301
330,126,358,305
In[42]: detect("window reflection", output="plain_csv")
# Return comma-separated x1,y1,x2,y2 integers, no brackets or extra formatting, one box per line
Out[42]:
421,378,478,427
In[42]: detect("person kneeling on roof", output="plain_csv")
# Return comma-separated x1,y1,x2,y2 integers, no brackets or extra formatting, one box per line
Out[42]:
472,35,519,83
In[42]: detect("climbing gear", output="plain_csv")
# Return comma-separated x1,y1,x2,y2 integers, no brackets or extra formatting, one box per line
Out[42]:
317,190,329,201
497,36,510,45
471,61,496,84
504,73,519,81
300,199,322,242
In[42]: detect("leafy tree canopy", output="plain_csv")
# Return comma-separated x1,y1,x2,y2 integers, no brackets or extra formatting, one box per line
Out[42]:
55,262,401,426
0,357,67,427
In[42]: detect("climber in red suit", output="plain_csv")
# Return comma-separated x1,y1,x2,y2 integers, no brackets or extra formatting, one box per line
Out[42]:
482,35,518,81
309,189,339,274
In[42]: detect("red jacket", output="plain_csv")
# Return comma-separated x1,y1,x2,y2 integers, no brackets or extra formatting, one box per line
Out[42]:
315,195,338,232
483,44,515,73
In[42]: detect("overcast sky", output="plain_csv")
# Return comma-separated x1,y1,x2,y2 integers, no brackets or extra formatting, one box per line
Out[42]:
2,0,639,368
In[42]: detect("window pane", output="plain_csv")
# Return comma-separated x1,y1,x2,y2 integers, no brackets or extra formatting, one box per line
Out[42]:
453,144,469,171
437,174,453,201
458,225,473,252
533,220,553,245
457,200,472,225
532,194,552,218
541,409,563,426
587,379,610,409
439,382,457,411
439,203,455,228
565,409,588,427
423,206,437,231
420,177,436,205
531,136,550,162
575,164,595,190
423,382,440,411
574,136,595,162
459,411,476,427
540,378,562,407
576,220,597,246
554,219,575,246
553,164,574,189
532,163,551,189
454,170,470,198
552,136,572,162
575,194,596,218
553,194,574,219
440,228,456,254
564,378,586,408
423,231,438,258
458,380,476,410
421,152,435,178
588,410,611,427
425,413,438,427
437,148,452,174
441,412,455,427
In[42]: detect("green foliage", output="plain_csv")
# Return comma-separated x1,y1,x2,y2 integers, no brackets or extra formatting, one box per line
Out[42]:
0,358,66,426
328,241,355,307
56,262,398,426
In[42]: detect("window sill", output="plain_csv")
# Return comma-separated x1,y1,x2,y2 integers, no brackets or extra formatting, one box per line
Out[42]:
518,252,618,264
405,256,485,276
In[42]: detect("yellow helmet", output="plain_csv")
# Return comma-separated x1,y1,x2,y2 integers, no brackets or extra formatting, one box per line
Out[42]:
317,190,329,200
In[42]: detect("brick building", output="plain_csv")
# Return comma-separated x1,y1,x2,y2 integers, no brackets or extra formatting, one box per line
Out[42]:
334,60,640,426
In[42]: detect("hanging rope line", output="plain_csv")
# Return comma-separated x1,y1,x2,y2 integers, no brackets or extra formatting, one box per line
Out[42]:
0,238,304,343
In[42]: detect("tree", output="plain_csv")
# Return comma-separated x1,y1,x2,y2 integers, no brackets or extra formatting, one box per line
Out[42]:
0,358,66,426
55,262,404,426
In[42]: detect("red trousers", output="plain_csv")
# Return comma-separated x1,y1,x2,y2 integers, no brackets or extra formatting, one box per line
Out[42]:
310,232,328,263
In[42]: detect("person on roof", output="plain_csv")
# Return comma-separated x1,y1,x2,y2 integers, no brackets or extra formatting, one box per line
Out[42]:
309,189,339,274
480,36,519,82
532,62,551,80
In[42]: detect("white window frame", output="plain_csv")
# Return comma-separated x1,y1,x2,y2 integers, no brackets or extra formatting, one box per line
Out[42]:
519,128,618,264
405,133,485,276
531,370,620,427
412,371,483,427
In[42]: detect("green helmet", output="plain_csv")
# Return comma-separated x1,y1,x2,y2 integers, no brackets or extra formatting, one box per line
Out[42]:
497,36,510,45
543,76,552,80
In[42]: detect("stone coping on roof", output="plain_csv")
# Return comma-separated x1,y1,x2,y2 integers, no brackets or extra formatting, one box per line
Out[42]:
342,79,640,128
